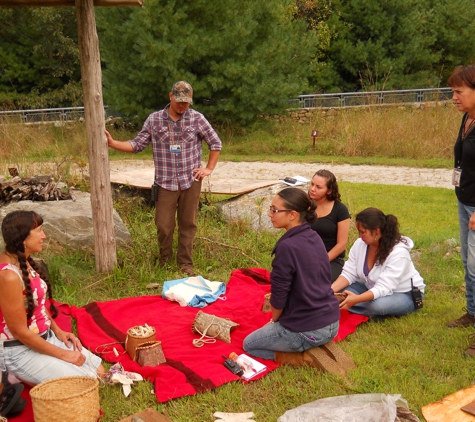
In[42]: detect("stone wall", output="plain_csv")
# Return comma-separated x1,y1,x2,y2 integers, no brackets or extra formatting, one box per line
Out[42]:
286,100,452,124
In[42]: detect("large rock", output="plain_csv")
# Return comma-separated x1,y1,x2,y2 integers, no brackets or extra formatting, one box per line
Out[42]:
0,190,131,250
216,183,307,231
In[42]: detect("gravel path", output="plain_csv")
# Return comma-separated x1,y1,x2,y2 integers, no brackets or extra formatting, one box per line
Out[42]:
109,159,453,189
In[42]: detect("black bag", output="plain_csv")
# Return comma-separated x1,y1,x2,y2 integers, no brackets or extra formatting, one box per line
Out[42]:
0,383,26,418
410,278,423,310
151,183,159,202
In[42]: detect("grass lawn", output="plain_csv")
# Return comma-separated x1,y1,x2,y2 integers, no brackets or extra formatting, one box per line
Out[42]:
39,181,469,422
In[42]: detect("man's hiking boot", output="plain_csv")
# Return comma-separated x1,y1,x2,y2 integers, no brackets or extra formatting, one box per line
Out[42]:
447,310,475,328
466,334,475,356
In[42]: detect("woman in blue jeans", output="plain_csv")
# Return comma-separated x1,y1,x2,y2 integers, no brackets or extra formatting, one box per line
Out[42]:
243,188,351,375
332,207,425,318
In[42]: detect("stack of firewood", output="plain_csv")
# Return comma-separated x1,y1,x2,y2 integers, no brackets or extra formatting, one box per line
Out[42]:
0,175,72,206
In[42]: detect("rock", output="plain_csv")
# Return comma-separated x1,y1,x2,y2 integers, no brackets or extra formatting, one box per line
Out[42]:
216,183,307,231
0,190,131,251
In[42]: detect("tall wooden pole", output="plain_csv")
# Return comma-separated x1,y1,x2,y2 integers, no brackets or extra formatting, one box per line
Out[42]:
76,0,116,272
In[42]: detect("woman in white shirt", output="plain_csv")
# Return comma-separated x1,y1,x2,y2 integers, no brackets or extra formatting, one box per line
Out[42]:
332,207,425,317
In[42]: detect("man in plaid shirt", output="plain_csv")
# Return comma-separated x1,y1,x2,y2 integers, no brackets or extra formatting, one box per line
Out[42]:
105,81,222,276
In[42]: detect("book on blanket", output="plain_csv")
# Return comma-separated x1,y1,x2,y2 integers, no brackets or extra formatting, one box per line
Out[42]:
230,353,267,381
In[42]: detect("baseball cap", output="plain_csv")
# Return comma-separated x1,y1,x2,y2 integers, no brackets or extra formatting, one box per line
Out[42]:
171,81,193,104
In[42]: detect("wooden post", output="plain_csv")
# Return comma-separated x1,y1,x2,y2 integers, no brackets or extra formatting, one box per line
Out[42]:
0,1,142,6
311,130,318,150
76,0,116,272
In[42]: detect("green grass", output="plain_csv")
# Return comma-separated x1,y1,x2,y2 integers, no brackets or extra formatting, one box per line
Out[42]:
35,181,466,422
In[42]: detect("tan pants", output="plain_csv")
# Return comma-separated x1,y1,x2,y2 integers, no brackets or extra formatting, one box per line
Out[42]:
154,181,201,267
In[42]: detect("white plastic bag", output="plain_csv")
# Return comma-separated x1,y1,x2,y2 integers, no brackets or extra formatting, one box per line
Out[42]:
277,393,409,422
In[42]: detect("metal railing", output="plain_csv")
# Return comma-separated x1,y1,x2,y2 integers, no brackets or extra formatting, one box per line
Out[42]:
289,87,453,108
0,88,454,122
0,106,89,123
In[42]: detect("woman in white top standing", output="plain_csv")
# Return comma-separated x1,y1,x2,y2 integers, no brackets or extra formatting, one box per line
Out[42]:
332,207,425,317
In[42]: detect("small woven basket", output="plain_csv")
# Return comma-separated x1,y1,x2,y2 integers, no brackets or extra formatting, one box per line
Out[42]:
136,340,166,366
30,376,100,422
125,325,157,361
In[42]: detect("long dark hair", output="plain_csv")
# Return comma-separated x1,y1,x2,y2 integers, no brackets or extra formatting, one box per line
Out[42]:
313,169,341,201
1,210,57,319
277,188,317,224
355,207,406,265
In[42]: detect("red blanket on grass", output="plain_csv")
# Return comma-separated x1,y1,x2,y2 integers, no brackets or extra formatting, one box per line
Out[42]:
70,268,368,403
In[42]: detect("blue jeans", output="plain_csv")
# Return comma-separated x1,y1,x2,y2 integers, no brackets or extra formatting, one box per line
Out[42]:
0,330,102,385
458,201,475,317
344,281,419,317
243,320,339,361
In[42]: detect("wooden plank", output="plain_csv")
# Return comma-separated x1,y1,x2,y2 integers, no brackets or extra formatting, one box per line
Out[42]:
421,385,475,421
0,0,142,6
110,168,280,195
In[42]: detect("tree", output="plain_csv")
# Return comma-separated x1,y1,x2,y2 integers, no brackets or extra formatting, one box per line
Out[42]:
294,0,475,92
0,7,82,109
96,0,315,124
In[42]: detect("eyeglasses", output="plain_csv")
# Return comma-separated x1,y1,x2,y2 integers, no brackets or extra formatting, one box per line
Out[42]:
269,206,293,214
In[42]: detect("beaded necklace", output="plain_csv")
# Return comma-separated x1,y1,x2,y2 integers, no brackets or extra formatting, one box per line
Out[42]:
462,114,475,139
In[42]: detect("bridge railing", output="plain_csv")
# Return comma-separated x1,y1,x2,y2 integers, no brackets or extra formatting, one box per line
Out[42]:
0,106,90,123
0,88,454,122
288,87,453,108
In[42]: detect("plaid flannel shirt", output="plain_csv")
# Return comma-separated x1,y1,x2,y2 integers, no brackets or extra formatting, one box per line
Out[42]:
129,104,222,191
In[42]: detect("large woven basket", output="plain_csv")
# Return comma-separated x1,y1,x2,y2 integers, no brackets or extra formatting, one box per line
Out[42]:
30,376,100,422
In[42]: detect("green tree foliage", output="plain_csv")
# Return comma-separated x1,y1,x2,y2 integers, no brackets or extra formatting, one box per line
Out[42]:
0,7,81,109
96,0,315,125
294,0,475,92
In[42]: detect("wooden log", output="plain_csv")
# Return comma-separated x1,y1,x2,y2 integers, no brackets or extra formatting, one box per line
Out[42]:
0,0,143,6
76,0,117,272
0,174,72,203
28,176,53,185
0,176,21,189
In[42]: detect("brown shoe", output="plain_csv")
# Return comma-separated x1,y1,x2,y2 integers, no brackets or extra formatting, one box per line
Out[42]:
447,310,475,328
466,334,475,356
181,265,195,277
274,351,307,366
304,347,346,377
320,341,356,371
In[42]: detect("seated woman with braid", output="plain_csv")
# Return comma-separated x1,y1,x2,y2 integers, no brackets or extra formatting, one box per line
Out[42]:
0,210,104,386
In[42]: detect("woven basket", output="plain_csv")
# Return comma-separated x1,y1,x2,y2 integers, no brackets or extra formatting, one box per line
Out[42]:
30,376,100,422
125,325,157,361
191,310,239,344
136,340,166,366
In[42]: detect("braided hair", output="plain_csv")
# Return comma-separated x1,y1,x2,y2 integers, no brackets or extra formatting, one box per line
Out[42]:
355,207,407,265
1,210,57,319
